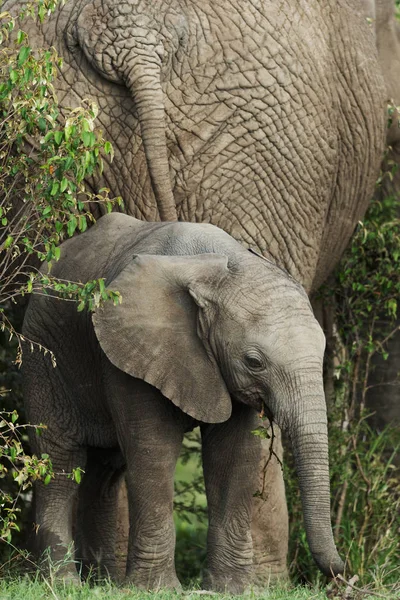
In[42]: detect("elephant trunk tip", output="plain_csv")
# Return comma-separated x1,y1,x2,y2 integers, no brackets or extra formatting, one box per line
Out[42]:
313,550,345,578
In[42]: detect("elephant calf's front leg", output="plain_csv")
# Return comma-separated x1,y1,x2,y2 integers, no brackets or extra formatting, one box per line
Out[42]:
111,375,189,590
201,402,261,594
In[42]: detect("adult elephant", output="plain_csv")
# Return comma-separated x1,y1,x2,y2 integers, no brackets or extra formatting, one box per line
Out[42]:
6,0,386,583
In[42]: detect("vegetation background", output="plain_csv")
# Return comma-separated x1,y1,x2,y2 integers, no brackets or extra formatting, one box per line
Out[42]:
0,1,399,599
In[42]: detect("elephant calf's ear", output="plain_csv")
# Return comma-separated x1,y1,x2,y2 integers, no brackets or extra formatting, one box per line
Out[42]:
92,254,232,424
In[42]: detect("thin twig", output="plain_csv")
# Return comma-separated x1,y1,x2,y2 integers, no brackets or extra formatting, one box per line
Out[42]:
335,574,393,599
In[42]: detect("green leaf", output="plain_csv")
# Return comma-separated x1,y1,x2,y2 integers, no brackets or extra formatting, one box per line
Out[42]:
104,141,113,159
54,246,61,260
73,468,82,484
60,177,68,192
64,125,74,141
44,474,52,485
64,156,74,170
4,235,13,249
38,117,47,132
42,206,52,216
54,130,63,145
251,427,271,439
78,215,87,232
55,221,63,233
9,70,18,83
50,181,59,196
81,131,95,147
17,45,30,66
17,30,26,44
67,215,77,237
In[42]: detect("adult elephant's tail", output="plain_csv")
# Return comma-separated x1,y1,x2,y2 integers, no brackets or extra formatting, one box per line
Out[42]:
124,62,178,222
73,0,178,222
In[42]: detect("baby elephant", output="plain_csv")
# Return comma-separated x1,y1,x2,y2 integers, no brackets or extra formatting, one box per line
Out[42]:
22,213,343,591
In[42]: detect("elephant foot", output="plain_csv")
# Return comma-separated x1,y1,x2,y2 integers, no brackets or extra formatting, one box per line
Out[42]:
252,561,289,587
202,568,251,595
126,570,182,591
39,546,81,585
41,563,81,586
58,571,82,586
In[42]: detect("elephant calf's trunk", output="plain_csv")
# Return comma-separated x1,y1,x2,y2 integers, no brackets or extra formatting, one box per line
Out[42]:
287,403,344,577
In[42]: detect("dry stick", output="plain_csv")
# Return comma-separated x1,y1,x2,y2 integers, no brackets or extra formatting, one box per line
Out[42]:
335,574,391,599
351,437,373,549
334,479,348,544
334,296,369,540
334,342,362,540
257,413,282,499
360,316,376,415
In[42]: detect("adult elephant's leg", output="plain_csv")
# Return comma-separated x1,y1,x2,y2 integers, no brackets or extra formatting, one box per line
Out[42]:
201,402,260,594
106,367,189,590
75,447,126,580
251,425,289,584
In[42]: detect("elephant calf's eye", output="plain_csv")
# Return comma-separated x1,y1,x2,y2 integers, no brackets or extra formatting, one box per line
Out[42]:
244,351,265,372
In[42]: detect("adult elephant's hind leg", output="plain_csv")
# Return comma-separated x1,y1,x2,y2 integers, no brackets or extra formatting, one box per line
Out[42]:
251,424,289,584
75,447,126,581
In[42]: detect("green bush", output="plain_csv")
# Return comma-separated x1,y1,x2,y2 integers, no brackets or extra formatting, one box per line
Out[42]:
0,0,121,546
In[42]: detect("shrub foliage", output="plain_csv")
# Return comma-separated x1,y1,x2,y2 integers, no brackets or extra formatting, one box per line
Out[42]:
0,1,121,543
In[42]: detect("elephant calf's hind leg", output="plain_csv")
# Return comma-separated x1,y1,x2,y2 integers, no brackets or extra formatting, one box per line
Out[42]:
34,447,86,583
75,447,126,581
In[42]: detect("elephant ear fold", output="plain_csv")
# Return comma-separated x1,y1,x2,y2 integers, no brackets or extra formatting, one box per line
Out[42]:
92,254,232,424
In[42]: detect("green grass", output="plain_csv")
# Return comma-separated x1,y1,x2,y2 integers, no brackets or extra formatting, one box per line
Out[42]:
0,575,398,600
0,576,339,600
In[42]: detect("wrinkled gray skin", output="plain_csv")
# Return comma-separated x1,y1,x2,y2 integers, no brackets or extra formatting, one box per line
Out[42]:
6,0,387,583
22,213,343,592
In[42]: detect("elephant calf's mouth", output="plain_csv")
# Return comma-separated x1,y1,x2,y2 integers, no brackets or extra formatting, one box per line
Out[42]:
232,388,265,414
